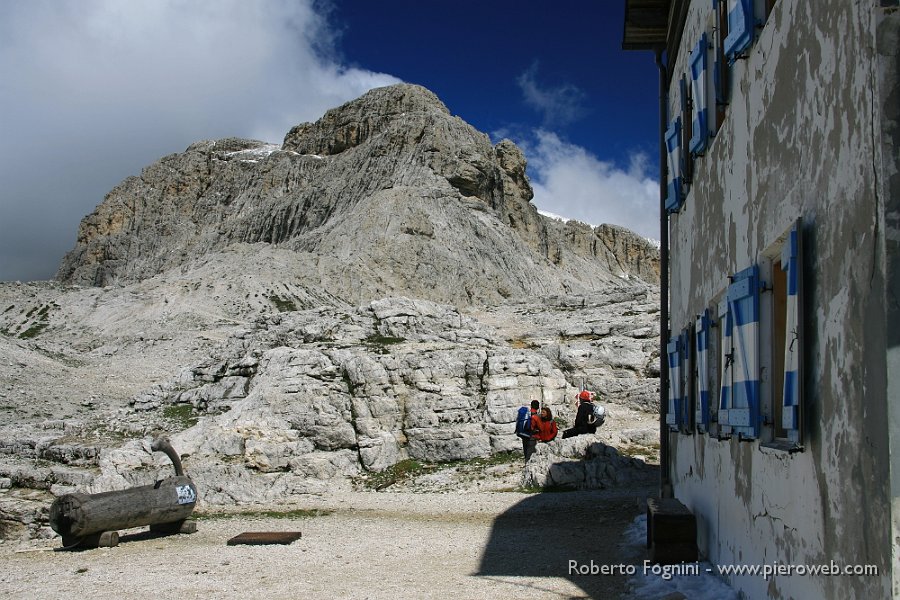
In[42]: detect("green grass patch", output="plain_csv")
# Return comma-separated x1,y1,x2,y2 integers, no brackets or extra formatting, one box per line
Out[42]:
193,508,333,521
617,443,660,461
361,458,429,490
359,451,522,491
18,303,53,339
268,294,298,312
364,334,405,345
363,333,405,355
163,403,199,428
447,451,520,468
19,322,48,339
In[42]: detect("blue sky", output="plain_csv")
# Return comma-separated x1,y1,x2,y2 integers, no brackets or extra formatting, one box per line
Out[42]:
0,0,661,282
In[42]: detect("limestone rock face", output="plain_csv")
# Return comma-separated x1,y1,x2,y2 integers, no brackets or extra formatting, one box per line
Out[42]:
595,224,660,283
56,84,657,304
122,298,576,501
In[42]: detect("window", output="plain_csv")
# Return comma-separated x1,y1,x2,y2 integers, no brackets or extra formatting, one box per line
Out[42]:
689,34,710,156
779,221,803,447
724,0,754,64
667,328,695,433
713,0,730,132
717,296,731,438
695,310,712,433
718,265,761,440
681,327,695,433
770,253,788,437
665,117,683,213
680,76,693,184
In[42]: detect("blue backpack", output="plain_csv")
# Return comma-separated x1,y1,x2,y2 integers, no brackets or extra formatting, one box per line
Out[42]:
514,406,533,439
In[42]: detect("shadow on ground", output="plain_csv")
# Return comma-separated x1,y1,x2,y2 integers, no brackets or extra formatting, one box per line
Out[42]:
477,453,659,599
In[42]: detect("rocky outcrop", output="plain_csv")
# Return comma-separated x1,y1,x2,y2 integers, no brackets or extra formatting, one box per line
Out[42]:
56,84,658,303
116,298,575,502
595,224,660,283
0,290,660,505
522,437,657,490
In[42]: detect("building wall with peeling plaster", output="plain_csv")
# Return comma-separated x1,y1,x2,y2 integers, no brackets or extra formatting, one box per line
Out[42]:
663,1,899,599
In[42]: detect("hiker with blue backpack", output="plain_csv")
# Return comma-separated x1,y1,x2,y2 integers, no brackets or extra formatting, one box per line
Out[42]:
562,390,606,439
516,402,559,461
515,400,540,461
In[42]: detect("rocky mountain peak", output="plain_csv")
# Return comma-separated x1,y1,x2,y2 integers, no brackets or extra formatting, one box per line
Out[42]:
56,84,658,305
282,83,450,156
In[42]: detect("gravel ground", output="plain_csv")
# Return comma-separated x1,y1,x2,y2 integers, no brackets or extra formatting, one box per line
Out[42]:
0,488,654,600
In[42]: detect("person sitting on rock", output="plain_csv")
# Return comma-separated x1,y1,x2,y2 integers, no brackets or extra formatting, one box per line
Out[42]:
532,406,558,443
562,390,599,439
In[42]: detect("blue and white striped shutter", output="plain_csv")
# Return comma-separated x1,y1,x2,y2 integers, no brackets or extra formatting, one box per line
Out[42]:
726,265,761,439
689,34,709,155
666,336,681,430
695,310,711,433
665,118,682,213
718,297,732,436
724,0,754,64
781,222,802,442
680,328,692,430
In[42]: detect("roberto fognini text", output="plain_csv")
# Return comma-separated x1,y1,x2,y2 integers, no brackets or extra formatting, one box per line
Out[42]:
567,560,698,579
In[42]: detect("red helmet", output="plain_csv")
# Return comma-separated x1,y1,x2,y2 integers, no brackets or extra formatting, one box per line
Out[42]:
578,390,592,401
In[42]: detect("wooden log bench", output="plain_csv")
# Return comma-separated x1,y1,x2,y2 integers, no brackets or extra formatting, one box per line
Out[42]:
49,438,199,549
646,497,697,564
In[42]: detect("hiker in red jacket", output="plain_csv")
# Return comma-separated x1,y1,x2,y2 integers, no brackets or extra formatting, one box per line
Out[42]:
531,407,558,442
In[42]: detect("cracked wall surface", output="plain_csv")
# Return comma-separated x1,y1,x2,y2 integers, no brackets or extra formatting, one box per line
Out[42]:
663,1,898,599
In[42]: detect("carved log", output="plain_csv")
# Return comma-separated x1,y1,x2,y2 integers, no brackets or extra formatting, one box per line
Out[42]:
49,475,198,540
48,437,198,546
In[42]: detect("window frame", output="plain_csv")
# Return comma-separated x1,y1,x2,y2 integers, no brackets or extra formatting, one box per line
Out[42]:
713,0,730,133
760,219,805,452
681,326,695,434
680,76,694,185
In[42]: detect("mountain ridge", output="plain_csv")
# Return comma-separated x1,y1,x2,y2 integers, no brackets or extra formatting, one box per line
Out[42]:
56,84,658,305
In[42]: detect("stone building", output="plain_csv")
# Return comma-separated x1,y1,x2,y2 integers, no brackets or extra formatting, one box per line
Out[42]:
624,1,900,598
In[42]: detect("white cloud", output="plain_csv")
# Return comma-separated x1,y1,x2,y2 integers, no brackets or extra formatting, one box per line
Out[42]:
516,64,586,128
0,0,401,280
519,130,660,241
